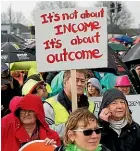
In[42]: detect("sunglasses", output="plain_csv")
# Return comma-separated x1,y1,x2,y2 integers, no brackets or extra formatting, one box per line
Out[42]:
20,110,35,115
36,84,46,91
73,127,103,136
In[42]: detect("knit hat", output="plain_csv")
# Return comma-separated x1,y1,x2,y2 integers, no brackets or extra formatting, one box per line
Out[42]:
87,78,102,94
99,88,128,114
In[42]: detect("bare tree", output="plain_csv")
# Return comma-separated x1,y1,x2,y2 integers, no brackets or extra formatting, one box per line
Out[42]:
1,4,29,25
94,1,134,29
15,11,28,24
7,4,15,24
32,1,76,19
1,12,9,24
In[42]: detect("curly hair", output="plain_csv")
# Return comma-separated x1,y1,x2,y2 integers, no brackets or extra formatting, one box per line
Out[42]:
63,108,99,145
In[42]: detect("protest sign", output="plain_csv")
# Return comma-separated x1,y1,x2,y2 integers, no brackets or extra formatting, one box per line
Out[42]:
89,95,140,124
35,8,107,72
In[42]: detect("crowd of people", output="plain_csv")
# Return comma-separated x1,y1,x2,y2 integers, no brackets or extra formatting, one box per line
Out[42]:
1,64,140,151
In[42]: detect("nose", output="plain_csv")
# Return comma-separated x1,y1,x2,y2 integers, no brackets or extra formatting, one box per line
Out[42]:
117,102,123,108
122,87,127,90
25,111,29,116
91,131,98,138
77,80,82,85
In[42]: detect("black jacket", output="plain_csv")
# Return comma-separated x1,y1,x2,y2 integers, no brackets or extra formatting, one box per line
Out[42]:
99,119,140,151
54,145,111,151
57,90,90,113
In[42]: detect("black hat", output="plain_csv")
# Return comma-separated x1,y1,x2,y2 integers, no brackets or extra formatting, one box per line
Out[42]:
99,88,128,114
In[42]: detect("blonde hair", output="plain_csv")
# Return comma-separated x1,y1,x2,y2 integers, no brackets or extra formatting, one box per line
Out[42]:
109,100,132,124
63,108,98,145
124,101,132,124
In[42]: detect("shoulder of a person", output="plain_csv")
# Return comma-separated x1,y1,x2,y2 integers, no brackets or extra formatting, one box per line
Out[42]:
129,120,140,129
1,113,20,131
98,118,110,126
2,113,17,124
132,121,140,130
54,145,65,151
101,144,111,151
45,93,59,102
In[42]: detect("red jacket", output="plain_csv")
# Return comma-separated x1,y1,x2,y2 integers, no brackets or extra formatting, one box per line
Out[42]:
1,94,61,151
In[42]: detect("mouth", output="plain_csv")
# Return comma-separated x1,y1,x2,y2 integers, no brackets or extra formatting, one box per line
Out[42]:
77,87,83,90
88,141,98,145
116,111,123,113
23,116,31,119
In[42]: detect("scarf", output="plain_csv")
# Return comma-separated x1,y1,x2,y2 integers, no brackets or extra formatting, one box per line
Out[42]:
65,143,102,151
109,118,128,136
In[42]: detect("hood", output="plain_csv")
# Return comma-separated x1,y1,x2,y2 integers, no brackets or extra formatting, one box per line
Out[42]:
87,78,102,94
27,67,39,77
99,88,128,114
16,94,49,130
9,96,23,113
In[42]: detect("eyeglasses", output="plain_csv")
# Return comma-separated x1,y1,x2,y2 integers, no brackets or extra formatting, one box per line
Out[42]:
73,127,103,136
36,84,46,91
20,110,35,115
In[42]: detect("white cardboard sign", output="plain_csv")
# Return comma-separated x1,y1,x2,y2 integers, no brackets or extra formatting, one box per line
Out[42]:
89,95,140,125
35,8,107,72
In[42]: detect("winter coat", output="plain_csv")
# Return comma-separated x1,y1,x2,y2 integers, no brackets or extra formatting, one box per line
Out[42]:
98,88,140,151
100,73,117,93
99,119,140,151
1,94,61,151
44,90,95,138
46,72,59,85
50,71,64,96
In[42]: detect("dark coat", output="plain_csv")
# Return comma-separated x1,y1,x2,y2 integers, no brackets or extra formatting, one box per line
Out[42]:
45,72,59,85
54,144,111,151
99,118,140,151
57,90,90,113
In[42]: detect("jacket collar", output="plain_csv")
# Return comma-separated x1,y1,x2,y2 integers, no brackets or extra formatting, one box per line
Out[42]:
57,90,72,113
57,90,89,113
15,122,47,143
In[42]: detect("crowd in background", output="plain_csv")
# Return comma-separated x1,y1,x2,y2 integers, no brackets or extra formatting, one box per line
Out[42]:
1,64,140,151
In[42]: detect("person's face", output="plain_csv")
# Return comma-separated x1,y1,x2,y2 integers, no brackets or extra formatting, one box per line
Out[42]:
76,72,86,95
135,66,140,77
14,71,20,77
108,99,126,121
116,86,130,95
36,84,48,99
68,120,101,151
87,83,99,97
65,72,86,96
20,109,37,125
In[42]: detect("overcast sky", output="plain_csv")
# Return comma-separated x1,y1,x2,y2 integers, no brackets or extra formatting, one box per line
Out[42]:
1,1,140,28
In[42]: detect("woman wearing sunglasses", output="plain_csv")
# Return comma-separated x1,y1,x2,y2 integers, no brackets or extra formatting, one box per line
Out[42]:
54,108,110,151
